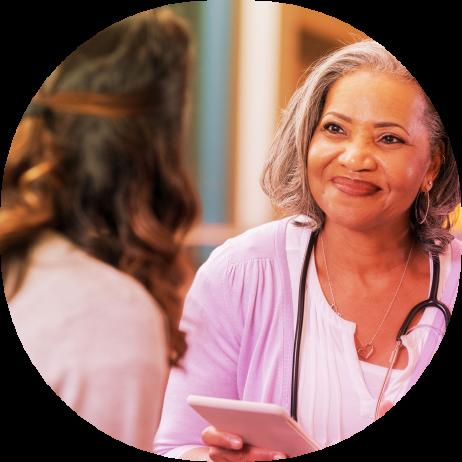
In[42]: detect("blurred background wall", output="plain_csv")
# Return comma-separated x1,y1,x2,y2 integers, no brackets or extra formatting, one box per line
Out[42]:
169,0,462,267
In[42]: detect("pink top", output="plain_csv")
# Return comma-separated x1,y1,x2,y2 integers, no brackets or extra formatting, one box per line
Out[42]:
154,217,461,457
7,230,169,452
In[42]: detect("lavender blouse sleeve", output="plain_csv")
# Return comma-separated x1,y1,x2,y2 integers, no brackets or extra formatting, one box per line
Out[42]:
153,242,244,457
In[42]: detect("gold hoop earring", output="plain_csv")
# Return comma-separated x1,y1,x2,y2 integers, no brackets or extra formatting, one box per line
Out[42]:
415,185,431,225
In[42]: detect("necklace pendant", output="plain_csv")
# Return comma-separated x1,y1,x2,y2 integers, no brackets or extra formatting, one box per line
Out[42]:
357,343,374,360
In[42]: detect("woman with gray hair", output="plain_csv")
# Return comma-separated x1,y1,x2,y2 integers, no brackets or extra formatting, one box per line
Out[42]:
154,39,461,460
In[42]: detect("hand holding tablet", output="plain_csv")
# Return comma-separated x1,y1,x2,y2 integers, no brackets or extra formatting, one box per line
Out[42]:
187,395,321,458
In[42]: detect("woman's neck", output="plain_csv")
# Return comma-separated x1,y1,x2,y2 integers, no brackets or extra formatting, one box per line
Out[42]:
319,219,416,279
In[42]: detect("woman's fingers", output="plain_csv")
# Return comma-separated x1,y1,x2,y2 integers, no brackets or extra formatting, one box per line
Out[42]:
209,445,287,462
202,426,243,450
202,426,287,462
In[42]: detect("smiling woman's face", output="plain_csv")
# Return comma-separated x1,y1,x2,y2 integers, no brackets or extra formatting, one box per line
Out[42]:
307,69,439,232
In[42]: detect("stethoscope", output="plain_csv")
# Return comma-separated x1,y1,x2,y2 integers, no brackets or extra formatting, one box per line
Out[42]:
290,229,452,422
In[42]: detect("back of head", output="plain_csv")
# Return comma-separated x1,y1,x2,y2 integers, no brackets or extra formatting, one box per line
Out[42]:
1,8,199,365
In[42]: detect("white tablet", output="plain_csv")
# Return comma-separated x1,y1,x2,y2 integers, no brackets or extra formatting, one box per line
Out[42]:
187,395,321,457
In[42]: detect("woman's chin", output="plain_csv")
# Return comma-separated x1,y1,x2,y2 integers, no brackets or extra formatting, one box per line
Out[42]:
324,212,382,232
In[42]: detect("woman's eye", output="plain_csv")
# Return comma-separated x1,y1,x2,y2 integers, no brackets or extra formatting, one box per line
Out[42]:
323,123,343,134
381,134,404,144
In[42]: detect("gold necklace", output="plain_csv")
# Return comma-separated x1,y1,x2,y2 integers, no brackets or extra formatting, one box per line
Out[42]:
320,234,413,360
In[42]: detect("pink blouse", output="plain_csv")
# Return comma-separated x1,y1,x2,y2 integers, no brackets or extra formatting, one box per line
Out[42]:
8,230,169,452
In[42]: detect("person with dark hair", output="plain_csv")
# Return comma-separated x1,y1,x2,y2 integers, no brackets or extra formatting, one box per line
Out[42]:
154,40,461,460
1,8,198,452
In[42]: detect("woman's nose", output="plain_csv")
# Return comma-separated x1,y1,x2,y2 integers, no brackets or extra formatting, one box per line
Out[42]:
337,137,377,171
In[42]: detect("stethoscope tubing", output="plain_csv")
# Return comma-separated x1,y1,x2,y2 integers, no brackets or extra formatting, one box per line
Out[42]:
290,229,452,422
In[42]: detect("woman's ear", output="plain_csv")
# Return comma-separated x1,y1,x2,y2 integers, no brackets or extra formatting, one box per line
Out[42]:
424,142,444,190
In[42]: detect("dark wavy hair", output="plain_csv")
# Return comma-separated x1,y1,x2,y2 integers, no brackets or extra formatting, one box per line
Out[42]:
262,39,460,256
1,8,199,366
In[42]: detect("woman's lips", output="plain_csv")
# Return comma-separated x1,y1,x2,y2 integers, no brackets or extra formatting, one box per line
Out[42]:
331,176,381,196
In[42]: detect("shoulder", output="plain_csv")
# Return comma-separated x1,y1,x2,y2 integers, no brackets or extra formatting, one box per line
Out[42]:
205,216,294,269
21,231,165,335
195,215,318,285
186,217,295,311
188,216,313,309
10,233,168,375
449,236,462,258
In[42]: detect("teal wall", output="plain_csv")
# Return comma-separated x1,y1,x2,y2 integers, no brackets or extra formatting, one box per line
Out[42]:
171,1,235,264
